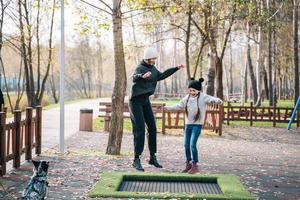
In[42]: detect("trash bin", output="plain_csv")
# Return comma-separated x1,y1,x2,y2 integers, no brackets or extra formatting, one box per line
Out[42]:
79,109,93,131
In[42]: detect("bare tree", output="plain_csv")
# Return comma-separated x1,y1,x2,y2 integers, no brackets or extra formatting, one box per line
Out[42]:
255,15,263,105
0,0,25,112
267,0,274,106
106,0,127,155
293,0,299,105
192,1,236,99
241,47,248,106
96,41,104,97
17,0,56,106
49,62,59,103
246,22,258,103
0,0,13,111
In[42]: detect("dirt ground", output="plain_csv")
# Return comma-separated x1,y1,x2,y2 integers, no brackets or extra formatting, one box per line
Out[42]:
0,126,299,200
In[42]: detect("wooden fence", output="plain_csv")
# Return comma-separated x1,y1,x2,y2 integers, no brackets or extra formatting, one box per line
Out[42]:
224,102,300,127
99,102,164,132
0,106,42,176
162,104,223,135
99,102,223,135
99,101,300,136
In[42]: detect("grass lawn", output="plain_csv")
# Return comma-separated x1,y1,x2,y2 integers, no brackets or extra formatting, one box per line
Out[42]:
93,117,184,134
153,98,295,108
227,121,298,129
89,172,255,199
224,99,295,108
43,98,91,110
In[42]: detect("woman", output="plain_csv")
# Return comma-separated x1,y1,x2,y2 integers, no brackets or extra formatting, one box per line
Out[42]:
129,47,184,171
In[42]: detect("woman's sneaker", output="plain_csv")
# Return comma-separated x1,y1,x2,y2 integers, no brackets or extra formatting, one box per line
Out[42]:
133,158,144,171
148,156,163,168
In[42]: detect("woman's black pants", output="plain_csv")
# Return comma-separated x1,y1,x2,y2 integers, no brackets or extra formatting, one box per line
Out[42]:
129,96,157,157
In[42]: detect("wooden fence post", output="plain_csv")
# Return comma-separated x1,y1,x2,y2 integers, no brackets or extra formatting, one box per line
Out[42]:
13,110,21,169
273,104,276,127
250,102,253,126
0,112,6,176
227,102,230,125
219,105,224,136
35,106,42,155
25,107,33,160
162,104,166,134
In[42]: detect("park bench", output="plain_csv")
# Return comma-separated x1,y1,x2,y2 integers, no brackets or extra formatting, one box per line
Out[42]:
227,93,242,103
99,102,165,132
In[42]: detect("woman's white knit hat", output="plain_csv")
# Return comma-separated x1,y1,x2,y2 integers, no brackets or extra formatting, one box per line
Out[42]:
143,47,158,59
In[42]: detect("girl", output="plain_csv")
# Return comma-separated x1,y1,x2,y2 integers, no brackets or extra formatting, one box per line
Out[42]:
164,78,223,174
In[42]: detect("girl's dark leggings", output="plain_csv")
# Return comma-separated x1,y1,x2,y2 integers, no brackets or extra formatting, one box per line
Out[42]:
129,96,157,157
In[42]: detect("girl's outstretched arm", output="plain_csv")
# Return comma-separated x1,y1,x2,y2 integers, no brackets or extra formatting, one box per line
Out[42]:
164,95,188,111
203,93,223,104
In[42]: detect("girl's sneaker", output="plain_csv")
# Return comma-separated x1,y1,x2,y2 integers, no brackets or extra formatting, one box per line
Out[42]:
181,161,192,173
188,163,199,174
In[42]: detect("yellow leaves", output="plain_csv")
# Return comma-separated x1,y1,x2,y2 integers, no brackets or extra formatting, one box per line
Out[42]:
169,6,178,14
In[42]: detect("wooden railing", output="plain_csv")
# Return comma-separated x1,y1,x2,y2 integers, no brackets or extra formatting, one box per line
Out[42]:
99,102,223,135
162,104,223,135
0,106,42,176
224,102,300,127
99,100,300,136
99,102,164,132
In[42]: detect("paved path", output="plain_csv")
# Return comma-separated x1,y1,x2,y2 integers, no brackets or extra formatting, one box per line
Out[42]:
42,98,105,150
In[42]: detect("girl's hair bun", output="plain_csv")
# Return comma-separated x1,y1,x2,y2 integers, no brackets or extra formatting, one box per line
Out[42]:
199,78,204,82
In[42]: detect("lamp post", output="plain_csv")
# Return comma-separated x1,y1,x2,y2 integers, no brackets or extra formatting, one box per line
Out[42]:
59,0,65,153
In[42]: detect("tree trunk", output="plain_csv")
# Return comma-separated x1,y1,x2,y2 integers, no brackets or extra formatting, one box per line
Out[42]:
241,52,248,106
206,46,215,95
245,65,248,102
255,25,262,106
97,41,103,97
229,36,234,94
161,49,168,94
267,0,274,106
283,67,288,99
224,63,230,101
263,66,269,100
24,0,36,106
155,26,162,94
130,11,140,63
185,4,192,80
273,26,277,105
293,0,299,105
37,0,56,104
247,25,258,103
215,56,223,99
172,34,177,94
106,0,127,155
50,64,59,103
18,0,32,106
